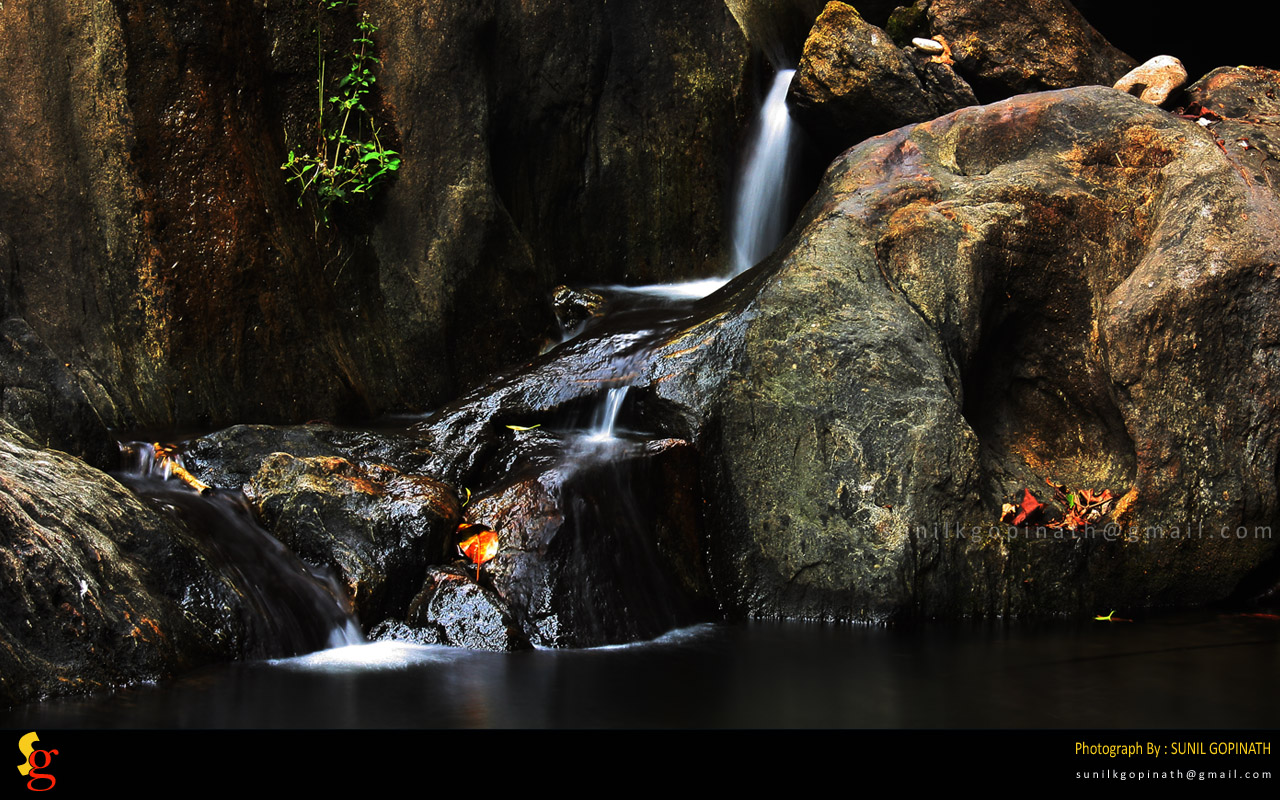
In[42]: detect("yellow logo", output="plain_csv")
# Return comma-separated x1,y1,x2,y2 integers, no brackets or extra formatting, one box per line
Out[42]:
15,731,38,777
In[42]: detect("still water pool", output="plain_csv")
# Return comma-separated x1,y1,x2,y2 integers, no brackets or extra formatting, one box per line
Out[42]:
3,612,1276,728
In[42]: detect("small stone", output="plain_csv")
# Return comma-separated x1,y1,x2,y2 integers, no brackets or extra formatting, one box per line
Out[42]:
1113,55,1188,106
912,37,944,54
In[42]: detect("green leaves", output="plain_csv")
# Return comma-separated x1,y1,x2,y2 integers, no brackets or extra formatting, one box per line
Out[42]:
282,7,399,224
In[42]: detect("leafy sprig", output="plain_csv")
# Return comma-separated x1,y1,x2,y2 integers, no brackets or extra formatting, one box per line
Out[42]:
282,8,399,224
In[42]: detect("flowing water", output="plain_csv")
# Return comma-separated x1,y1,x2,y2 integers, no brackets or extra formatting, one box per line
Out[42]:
731,67,798,274
116,442,362,656
451,67,809,647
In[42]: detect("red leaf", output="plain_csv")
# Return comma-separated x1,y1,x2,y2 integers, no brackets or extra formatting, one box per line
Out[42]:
1012,488,1043,526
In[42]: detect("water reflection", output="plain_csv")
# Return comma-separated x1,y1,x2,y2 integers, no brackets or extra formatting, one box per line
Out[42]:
3,614,1276,728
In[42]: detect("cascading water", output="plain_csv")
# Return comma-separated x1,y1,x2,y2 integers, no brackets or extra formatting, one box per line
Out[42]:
730,67,798,274
117,442,363,655
588,387,629,442
535,62,804,643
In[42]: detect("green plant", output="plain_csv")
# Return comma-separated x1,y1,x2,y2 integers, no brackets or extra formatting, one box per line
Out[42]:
282,4,399,223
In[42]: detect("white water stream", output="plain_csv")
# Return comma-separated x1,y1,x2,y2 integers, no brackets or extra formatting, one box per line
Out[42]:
730,67,798,274
579,66,801,440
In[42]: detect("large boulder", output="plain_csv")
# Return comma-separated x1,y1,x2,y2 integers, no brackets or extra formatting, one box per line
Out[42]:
924,0,1136,101
708,83,1280,619
788,2,977,149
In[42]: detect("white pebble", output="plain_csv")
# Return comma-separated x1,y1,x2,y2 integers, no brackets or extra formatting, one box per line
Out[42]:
912,37,944,54
1113,55,1188,105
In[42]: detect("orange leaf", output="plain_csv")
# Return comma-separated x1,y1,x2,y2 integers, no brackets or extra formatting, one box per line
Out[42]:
1012,488,1043,526
1079,488,1113,506
458,524,499,578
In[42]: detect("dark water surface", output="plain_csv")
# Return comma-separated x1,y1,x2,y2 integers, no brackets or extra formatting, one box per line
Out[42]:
3,612,1277,728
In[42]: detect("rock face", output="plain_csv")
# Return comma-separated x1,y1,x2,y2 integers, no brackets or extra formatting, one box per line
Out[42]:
710,83,1280,619
788,2,977,150
925,0,1136,101
0,314,114,468
0,0,765,434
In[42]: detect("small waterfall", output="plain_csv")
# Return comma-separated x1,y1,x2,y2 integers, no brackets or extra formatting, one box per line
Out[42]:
587,386,629,443
517,59,807,646
730,67,798,274
117,442,363,656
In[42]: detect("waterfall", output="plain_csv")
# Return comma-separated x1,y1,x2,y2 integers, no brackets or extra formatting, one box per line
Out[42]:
587,386,629,442
730,67,798,274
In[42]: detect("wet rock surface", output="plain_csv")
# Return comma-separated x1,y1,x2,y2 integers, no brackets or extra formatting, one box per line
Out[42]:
245,453,459,626
0,422,298,707
173,423,460,627
460,437,713,647
416,81,1280,622
370,566,531,652
0,1,769,432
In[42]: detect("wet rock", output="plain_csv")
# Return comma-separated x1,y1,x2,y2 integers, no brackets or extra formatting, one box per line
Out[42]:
552,286,608,335
0,422,256,707
244,452,459,626
371,566,531,652
1114,55,1187,105
0,1,766,432
180,423,438,492
460,437,712,647
788,2,977,151
925,0,1136,101
0,316,114,467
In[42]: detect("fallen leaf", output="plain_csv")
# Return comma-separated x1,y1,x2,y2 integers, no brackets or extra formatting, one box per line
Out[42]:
458,524,499,581
1094,610,1132,622
1012,488,1043,526
505,424,542,431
